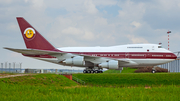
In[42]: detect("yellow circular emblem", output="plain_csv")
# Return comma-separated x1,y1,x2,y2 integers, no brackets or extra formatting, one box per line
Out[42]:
25,29,34,38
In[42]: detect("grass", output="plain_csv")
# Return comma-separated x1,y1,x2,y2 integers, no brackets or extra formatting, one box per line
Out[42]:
104,67,137,73
0,83,179,101
0,74,77,87
0,73,180,100
73,73,180,87
0,73,16,75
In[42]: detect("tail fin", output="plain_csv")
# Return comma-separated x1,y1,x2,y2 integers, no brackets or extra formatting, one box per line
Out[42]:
16,17,56,51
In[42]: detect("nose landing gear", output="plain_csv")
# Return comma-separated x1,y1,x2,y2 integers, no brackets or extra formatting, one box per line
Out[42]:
152,66,156,73
151,70,156,73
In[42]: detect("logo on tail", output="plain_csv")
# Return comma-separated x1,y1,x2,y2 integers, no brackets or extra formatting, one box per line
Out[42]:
24,28,36,39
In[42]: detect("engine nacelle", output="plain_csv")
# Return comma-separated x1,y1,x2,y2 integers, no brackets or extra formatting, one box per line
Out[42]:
63,56,85,66
98,60,120,69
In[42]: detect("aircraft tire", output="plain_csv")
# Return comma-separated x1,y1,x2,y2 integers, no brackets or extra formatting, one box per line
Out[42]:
152,70,156,73
91,70,94,73
87,70,91,73
83,70,87,73
95,70,98,73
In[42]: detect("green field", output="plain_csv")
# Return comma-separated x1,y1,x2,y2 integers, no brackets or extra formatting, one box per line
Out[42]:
0,73,180,100
1,83,179,101
104,67,137,73
73,73,180,87
0,74,77,87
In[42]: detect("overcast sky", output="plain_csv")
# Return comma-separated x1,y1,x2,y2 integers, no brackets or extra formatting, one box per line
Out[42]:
1,0,180,69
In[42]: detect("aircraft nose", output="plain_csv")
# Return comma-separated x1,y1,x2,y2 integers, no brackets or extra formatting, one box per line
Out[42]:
172,53,177,59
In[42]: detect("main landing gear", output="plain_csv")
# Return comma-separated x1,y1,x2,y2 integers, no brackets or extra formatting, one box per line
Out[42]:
83,68,103,74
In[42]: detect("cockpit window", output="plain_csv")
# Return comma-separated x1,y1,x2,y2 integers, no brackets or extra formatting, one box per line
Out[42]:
158,46,162,48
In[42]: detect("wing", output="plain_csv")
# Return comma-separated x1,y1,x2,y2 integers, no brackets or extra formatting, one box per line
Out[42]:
4,47,132,65
79,54,130,64
4,47,61,55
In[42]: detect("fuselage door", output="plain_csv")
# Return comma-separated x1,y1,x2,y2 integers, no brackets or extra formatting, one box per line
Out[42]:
125,52,129,58
152,46,155,50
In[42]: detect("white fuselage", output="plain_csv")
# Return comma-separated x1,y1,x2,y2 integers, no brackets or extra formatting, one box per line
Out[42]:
33,44,177,68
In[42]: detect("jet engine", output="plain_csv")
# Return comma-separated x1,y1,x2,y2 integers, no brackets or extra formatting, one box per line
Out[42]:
98,60,120,69
63,56,85,66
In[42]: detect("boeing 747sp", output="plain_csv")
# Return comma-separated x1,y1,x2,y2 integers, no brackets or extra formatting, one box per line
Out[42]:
4,17,177,73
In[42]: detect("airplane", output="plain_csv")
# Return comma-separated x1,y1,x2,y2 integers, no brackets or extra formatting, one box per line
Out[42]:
4,17,177,73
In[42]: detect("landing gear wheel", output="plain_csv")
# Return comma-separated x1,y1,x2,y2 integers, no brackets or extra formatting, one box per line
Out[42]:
87,70,91,73
95,70,98,73
83,70,87,73
152,70,156,73
101,71,103,73
91,70,94,73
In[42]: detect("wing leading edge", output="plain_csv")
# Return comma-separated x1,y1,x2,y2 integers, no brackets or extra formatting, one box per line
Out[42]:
4,47,131,64
4,47,61,55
